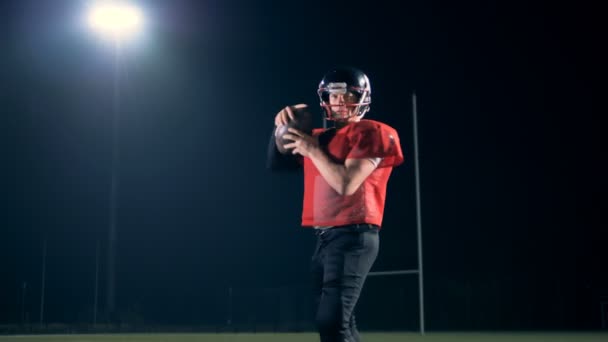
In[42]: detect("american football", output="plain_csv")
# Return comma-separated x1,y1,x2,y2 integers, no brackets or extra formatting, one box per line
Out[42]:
275,105,314,154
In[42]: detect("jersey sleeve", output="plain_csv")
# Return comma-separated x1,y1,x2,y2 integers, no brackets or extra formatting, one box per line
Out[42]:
266,128,302,171
346,122,404,168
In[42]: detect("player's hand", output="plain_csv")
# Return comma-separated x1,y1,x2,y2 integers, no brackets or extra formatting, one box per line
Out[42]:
274,103,307,126
282,128,319,158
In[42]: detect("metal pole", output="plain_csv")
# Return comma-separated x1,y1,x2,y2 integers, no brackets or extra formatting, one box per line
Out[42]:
21,281,27,324
412,92,425,334
94,240,100,325
227,286,233,327
39,239,47,325
601,301,607,329
107,40,122,317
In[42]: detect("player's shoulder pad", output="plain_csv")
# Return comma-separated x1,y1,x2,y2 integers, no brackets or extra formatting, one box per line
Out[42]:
349,119,399,137
346,119,403,167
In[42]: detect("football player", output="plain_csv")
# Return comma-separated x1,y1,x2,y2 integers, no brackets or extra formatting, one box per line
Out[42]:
268,66,404,342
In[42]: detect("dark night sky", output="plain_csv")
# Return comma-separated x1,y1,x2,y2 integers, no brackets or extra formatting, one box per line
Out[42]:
1,0,605,330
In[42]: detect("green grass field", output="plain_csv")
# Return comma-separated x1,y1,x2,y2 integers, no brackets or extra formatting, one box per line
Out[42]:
1,332,607,342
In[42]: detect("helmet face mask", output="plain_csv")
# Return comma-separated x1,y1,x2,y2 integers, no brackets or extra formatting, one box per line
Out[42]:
318,67,371,121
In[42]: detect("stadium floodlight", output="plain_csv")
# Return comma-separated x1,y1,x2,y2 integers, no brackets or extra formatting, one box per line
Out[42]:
84,1,146,319
87,2,144,41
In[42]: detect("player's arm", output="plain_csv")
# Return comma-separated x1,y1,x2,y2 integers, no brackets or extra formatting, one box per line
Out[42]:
282,127,380,194
307,149,378,195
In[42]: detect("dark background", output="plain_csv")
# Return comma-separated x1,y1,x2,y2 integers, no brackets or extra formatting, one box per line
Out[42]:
1,0,605,331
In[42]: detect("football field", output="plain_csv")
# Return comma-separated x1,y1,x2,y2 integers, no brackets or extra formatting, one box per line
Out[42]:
1,332,607,342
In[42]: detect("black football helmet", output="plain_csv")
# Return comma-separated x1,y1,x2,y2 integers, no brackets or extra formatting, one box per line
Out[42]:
317,67,371,121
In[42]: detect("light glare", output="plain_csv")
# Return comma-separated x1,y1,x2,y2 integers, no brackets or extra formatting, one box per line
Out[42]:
87,2,143,40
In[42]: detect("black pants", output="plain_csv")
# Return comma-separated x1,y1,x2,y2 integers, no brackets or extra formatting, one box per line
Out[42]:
311,224,380,342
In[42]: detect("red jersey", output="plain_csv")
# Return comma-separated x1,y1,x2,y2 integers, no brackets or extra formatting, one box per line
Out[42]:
301,119,404,228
